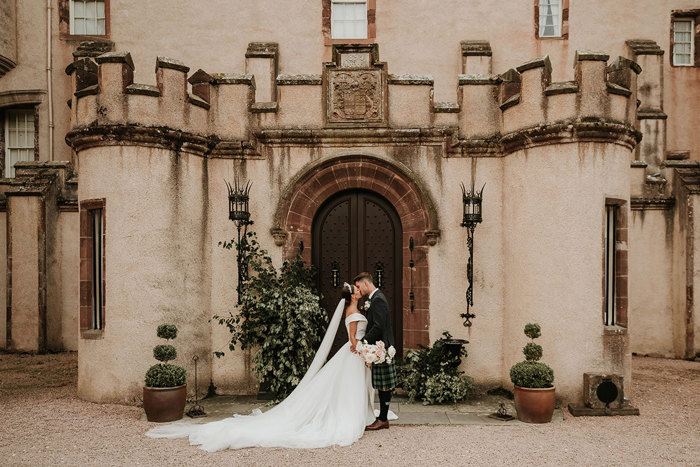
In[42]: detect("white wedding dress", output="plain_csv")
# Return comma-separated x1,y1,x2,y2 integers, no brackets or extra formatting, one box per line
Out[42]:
146,299,394,451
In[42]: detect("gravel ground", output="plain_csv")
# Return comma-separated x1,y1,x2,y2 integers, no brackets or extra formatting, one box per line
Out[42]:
0,352,698,466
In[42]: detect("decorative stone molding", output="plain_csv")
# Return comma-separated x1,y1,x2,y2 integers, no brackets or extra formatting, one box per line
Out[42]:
270,227,288,246
425,230,441,246
626,39,664,56
276,74,322,85
245,42,279,59
461,40,492,56
73,40,114,59
387,74,434,85
630,197,675,210
0,55,16,77
0,90,45,108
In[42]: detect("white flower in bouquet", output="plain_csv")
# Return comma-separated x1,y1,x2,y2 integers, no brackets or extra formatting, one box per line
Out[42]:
356,340,396,365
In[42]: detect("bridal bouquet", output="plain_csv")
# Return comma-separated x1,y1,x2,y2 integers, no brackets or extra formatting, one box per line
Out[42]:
356,340,396,365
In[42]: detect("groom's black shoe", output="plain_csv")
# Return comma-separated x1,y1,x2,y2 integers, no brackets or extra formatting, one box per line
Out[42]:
365,419,389,431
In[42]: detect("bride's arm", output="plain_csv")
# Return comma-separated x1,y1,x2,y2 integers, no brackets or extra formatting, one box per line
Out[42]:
348,321,359,353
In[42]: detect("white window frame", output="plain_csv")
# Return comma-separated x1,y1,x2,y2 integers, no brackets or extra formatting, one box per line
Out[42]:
673,19,694,66
69,0,106,36
539,0,562,38
3,109,35,178
331,0,368,40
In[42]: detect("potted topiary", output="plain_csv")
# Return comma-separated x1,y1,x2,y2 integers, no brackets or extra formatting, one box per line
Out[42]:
143,324,187,422
509,323,555,423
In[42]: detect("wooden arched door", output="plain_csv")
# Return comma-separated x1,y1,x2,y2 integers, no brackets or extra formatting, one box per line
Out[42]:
312,189,403,357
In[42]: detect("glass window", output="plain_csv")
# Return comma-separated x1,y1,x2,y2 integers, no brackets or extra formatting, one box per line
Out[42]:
70,0,106,36
4,109,35,178
605,205,617,326
331,0,367,39
91,208,104,330
539,0,561,38
673,20,694,66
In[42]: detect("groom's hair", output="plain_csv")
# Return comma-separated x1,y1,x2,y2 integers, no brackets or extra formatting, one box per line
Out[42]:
353,272,373,285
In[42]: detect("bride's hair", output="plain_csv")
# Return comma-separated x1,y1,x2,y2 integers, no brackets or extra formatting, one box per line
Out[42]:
341,282,354,301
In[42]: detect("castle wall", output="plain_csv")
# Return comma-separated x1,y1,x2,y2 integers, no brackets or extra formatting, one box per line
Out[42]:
629,209,675,357
77,145,212,402
0,211,6,346
503,141,633,400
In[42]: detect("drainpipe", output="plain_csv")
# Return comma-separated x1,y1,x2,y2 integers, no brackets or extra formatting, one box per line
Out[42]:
46,0,54,161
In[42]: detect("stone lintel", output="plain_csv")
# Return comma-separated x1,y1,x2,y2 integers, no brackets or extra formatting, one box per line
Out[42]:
663,160,700,169
276,74,322,85
574,50,610,63
637,109,668,120
433,101,460,113
626,39,664,56
607,82,632,97
630,197,675,210
460,40,492,56
155,56,189,73
188,69,213,85
631,160,648,168
516,56,552,74
211,73,255,87
73,40,114,59
544,81,579,95
0,89,46,107
388,74,434,85
245,42,279,58
95,51,134,70
458,74,501,85
74,84,99,98
125,83,160,97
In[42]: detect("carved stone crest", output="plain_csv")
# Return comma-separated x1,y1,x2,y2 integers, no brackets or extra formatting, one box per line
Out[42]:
330,71,381,121
324,45,387,127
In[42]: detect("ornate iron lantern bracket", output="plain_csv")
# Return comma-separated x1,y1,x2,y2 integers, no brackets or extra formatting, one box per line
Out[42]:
226,178,253,304
460,182,485,327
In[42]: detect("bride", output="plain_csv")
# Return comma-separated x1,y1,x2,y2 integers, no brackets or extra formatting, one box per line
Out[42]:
146,282,394,451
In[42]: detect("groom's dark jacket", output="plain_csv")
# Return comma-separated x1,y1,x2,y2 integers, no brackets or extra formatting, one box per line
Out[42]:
363,290,395,351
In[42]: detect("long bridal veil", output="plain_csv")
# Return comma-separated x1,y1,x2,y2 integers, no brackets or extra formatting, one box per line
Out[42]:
145,298,370,450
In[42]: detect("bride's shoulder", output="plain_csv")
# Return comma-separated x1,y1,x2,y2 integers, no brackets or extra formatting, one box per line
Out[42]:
345,312,366,322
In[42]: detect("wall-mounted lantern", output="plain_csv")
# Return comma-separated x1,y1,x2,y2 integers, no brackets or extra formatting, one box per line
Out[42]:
460,182,485,327
226,178,253,304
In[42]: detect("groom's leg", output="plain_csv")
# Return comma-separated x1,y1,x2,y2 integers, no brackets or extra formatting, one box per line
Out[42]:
378,390,392,421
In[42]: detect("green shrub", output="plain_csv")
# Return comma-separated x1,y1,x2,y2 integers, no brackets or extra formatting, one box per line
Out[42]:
524,323,541,340
423,373,475,405
509,322,554,388
214,232,327,401
145,324,186,388
509,361,553,388
145,363,186,387
523,342,542,361
398,331,472,405
153,344,177,362
157,324,178,340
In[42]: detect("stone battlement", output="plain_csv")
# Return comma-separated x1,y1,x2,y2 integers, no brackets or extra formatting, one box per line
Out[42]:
66,47,641,156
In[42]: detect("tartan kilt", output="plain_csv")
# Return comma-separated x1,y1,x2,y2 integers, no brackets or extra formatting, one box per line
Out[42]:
371,362,397,390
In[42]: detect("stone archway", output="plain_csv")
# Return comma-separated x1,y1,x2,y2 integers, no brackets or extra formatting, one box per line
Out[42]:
273,154,439,349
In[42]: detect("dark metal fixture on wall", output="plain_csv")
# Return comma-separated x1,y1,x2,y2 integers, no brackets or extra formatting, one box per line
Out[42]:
460,182,484,327
374,261,385,289
226,178,253,304
408,236,415,312
330,261,340,288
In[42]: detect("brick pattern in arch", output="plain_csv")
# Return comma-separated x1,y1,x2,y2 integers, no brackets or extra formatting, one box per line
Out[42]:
280,157,434,350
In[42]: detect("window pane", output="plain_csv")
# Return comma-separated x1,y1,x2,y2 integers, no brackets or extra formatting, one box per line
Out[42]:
74,0,84,17
97,19,106,35
85,17,96,35
332,2,367,39
74,18,85,35
97,1,105,18
675,21,691,32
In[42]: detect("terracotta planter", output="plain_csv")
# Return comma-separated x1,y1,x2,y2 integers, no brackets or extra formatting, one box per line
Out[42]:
143,384,187,422
513,385,555,423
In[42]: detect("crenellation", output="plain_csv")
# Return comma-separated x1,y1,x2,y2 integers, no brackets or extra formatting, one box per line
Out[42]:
67,47,640,153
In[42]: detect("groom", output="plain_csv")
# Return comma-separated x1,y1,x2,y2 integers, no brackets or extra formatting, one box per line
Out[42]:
353,272,396,430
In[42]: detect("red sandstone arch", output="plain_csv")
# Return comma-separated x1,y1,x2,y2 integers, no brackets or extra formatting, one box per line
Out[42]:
275,155,439,349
